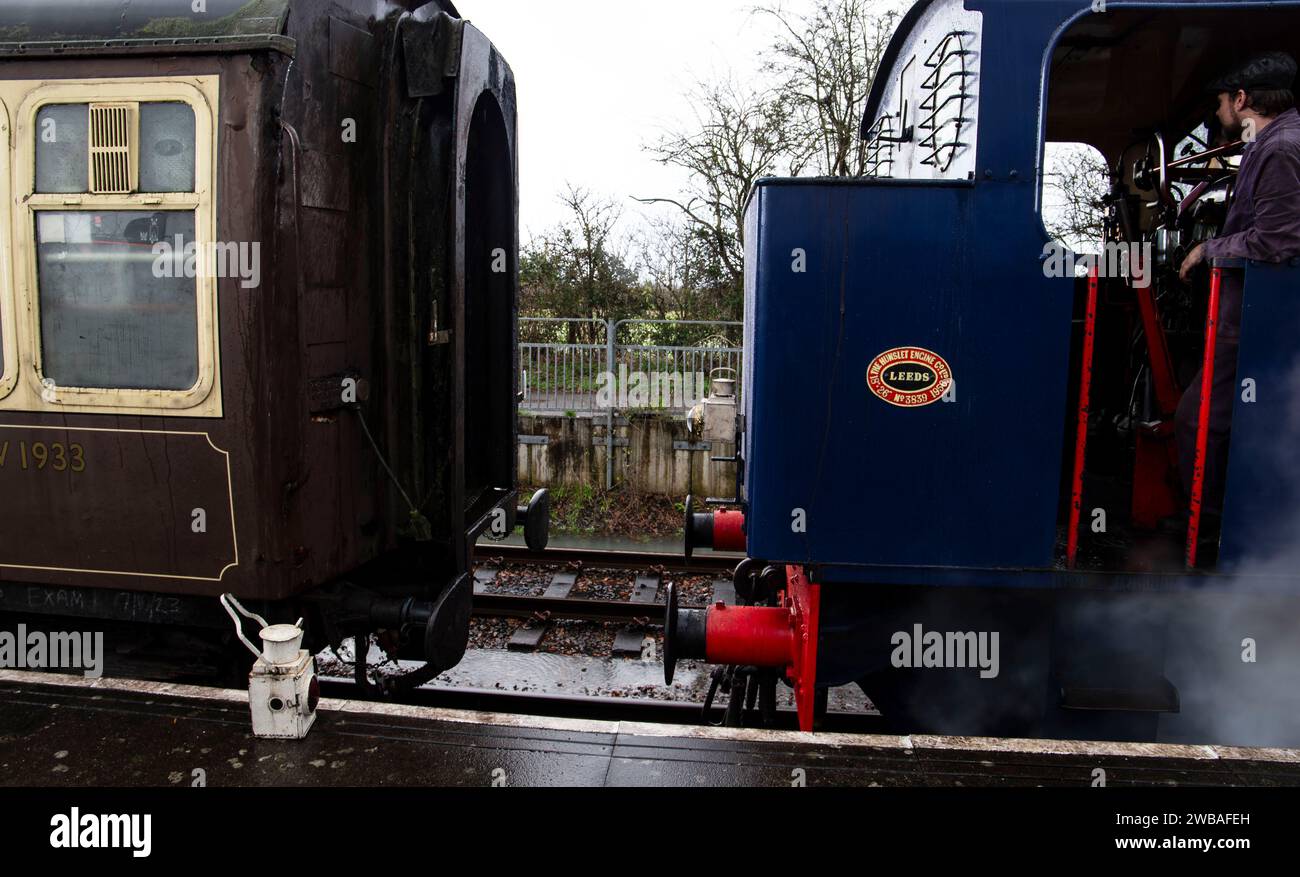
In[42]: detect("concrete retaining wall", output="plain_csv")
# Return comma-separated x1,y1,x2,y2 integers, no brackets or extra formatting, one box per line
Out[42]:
517,413,737,498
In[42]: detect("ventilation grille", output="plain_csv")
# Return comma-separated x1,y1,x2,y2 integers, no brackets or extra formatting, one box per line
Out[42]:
89,104,138,194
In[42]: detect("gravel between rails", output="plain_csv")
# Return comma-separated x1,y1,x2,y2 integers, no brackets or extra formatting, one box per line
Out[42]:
478,560,721,609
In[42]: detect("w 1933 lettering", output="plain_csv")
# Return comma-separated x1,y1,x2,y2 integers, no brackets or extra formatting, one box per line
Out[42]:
0,440,85,473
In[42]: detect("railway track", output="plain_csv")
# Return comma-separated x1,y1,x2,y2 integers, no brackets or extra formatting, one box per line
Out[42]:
7,547,756,731
469,544,738,648
472,593,664,624
324,545,775,726
478,544,741,575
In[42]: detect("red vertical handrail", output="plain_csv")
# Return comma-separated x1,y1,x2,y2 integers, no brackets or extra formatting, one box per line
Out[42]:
1068,269,1100,568
1187,267,1224,569
1133,273,1182,416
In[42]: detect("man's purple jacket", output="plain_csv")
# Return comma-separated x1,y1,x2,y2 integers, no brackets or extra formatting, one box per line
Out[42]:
1205,107,1300,263
1175,107,1300,502
1203,107,1300,337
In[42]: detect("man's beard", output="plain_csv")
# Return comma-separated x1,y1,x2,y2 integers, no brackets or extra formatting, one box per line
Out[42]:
1222,109,1245,141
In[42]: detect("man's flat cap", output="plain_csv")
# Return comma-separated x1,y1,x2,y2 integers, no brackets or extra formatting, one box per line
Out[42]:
1208,52,1298,93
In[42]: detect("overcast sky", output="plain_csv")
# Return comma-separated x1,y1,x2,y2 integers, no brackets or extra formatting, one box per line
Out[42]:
458,0,775,242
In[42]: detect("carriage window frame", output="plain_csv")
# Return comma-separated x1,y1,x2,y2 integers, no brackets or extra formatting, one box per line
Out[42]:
0,76,221,418
0,98,15,403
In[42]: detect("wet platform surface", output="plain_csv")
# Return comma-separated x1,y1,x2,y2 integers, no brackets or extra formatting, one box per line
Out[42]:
2,670,1299,787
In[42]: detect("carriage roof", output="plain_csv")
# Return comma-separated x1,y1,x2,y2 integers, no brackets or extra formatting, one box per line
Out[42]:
0,0,461,59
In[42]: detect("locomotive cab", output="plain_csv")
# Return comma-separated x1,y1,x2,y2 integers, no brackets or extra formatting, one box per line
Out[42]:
0,0,544,684
671,0,1300,743
1043,5,1300,578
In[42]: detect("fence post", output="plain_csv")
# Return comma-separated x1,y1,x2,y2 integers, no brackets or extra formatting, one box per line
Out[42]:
606,319,617,490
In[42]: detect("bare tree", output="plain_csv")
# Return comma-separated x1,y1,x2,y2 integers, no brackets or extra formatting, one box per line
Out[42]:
1043,144,1111,252
636,213,741,327
638,77,801,293
636,0,900,313
757,0,899,177
521,185,643,340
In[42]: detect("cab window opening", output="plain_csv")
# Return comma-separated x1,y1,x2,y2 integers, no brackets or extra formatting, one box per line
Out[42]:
1042,141,1109,257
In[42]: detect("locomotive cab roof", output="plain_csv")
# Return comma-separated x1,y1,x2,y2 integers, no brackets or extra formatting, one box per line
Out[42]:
863,0,1300,162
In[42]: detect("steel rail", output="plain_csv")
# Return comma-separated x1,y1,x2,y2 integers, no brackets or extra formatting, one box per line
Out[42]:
478,544,741,575
472,593,668,624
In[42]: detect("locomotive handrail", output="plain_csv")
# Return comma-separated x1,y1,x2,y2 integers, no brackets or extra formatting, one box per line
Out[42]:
916,30,976,173
1186,266,1228,569
863,115,901,178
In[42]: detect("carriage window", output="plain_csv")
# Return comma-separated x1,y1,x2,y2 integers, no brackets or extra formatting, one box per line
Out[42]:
36,211,198,391
33,101,201,391
0,77,220,417
139,103,196,193
35,104,89,193
36,101,198,195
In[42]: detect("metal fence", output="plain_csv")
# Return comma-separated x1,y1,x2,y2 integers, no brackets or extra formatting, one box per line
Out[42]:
519,318,743,416
519,318,610,415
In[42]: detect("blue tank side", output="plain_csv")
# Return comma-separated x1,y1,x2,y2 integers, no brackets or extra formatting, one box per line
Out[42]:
1220,263,1300,573
744,179,1076,572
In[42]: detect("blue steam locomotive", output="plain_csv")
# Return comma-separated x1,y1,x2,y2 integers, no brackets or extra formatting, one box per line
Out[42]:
668,0,1300,747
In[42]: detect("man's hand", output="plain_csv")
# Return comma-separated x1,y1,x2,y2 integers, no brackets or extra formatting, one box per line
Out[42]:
1180,242,1208,283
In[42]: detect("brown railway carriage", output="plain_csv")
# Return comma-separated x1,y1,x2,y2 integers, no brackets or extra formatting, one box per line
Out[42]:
0,0,542,675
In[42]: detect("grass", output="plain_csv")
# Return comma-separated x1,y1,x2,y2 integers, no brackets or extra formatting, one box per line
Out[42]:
526,484,685,541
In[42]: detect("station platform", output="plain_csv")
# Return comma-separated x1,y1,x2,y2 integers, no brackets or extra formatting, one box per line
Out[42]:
2,670,1299,787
